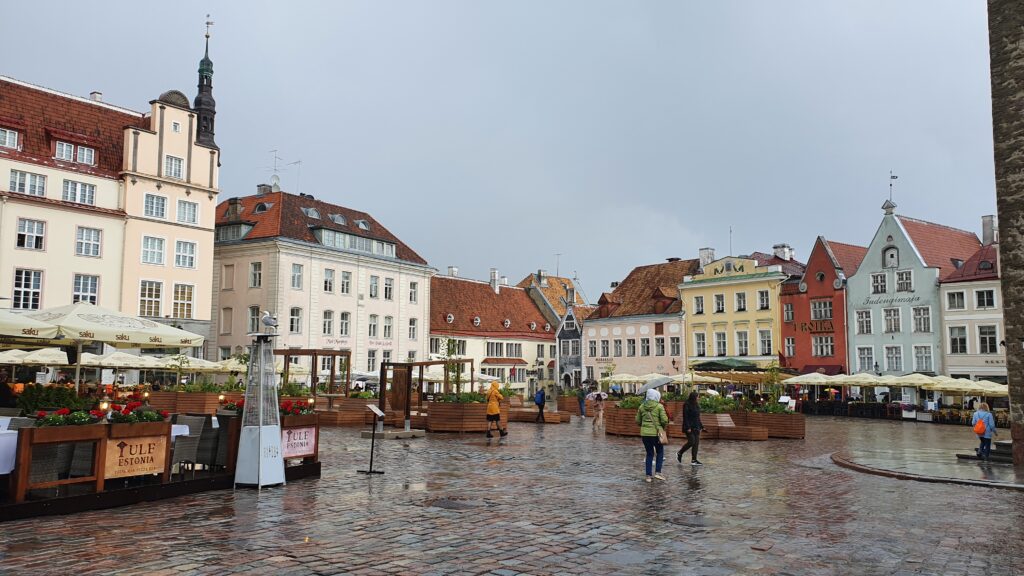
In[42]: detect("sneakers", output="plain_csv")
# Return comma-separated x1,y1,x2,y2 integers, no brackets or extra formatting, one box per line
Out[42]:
691,460,703,466
486,432,493,438
499,429,508,437
645,476,653,483
653,473,666,481
676,449,684,463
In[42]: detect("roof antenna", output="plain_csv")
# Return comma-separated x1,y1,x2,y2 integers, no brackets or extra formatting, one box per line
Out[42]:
889,170,898,202
555,253,562,277
729,226,733,256
287,160,302,194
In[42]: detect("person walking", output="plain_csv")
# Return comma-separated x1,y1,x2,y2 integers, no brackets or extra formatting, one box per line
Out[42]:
971,402,997,461
577,386,587,418
485,382,508,439
534,387,546,423
676,391,703,466
636,389,669,482
591,394,605,430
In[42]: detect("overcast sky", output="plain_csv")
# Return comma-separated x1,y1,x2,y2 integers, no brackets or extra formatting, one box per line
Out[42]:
2,1,995,301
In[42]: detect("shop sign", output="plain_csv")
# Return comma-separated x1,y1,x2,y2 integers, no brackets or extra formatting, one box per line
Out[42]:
282,426,316,458
104,436,167,479
861,295,922,306
797,320,834,333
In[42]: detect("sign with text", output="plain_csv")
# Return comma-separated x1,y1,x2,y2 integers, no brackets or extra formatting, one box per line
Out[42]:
104,436,167,479
282,426,317,458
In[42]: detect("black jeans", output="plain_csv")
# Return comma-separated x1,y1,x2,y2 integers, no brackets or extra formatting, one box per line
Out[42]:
678,429,700,461
536,403,545,422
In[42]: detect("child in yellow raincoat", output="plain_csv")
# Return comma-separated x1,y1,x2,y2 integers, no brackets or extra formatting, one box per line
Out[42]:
486,382,508,439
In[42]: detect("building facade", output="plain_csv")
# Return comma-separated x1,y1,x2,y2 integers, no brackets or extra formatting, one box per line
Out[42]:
583,258,699,384
0,40,218,353
939,219,1005,382
430,270,553,393
680,246,804,369
212,185,432,377
517,270,592,388
846,201,982,376
779,237,866,374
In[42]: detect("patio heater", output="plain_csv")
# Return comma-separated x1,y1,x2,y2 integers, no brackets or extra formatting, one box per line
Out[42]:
234,319,285,490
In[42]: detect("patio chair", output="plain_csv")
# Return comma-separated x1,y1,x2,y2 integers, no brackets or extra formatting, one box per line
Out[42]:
181,413,219,470
171,415,205,480
69,442,96,478
0,407,22,416
214,413,233,469
7,417,36,430
28,443,75,498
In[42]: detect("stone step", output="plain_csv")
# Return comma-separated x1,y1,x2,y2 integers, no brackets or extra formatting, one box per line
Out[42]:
955,452,1014,464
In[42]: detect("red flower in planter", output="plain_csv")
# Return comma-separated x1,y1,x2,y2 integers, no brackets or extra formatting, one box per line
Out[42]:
36,411,47,419
160,410,170,419
292,408,300,415
111,404,122,412
55,408,71,416
89,409,106,419
281,400,293,412
121,408,131,416
237,399,244,408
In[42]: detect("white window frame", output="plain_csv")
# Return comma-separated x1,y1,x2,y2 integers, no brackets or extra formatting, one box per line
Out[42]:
76,145,95,165
948,325,968,355
291,264,303,290
655,337,666,357
856,310,872,335
670,336,681,356
974,289,996,310
368,314,378,338
409,281,418,303
783,303,794,323
409,318,418,340
758,329,772,356
383,316,393,339
640,338,651,357
323,269,335,293
627,339,637,357
735,292,747,312
946,291,966,311
895,270,913,292
857,346,874,373
713,294,725,313
144,194,167,219
248,306,260,333
62,180,95,205
601,339,610,357
811,299,833,320
736,331,749,356
714,332,727,356
883,308,901,334
784,337,796,358
613,339,622,357
172,283,194,319
757,290,770,310
693,296,704,315
164,155,184,180
16,218,45,250
55,141,74,161
913,345,933,373
384,277,394,301
174,240,197,269
694,333,707,357
249,262,262,288
177,199,199,224
75,227,101,257
10,169,46,196
289,307,303,334
339,312,350,336
322,310,334,335
141,236,165,265
978,325,999,355
871,273,887,295
812,335,834,357
12,269,42,310
912,306,931,333
139,280,162,317
588,340,597,358
884,345,903,373
72,273,99,305
369,276,379,298
340,271,352,295
0,127,18,149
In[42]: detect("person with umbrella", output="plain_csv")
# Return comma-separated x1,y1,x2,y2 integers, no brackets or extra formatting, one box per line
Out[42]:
586,389,607,429
676,391,703,466
636,389,669,482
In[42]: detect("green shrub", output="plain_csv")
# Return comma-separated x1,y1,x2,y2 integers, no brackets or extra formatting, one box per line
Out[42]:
616,396,644,409
17,385,92,413
280,381,309,397
349,391,376,399
699,395,737,414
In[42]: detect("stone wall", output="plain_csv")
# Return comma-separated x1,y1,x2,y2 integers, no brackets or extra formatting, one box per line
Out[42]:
987,0,1024,466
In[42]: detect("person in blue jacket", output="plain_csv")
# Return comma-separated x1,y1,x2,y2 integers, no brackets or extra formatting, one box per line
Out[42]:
971,402,997,461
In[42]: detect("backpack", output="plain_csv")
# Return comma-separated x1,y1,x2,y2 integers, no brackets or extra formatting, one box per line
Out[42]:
973,417,987,436
535,390,544,405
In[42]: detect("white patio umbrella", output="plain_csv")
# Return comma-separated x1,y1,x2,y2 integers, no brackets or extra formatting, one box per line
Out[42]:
25,302,205,389
891,373,937,387
19,347,69,366
0,309,60,339
0,349,28,365
829,373,880,386
607,373,642,383
785,373,835,385
671,372,720,384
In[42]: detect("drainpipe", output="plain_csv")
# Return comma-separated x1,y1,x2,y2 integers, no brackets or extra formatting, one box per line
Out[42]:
0,196,6,304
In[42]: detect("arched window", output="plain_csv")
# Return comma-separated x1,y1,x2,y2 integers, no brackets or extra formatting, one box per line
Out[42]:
883,247,899,269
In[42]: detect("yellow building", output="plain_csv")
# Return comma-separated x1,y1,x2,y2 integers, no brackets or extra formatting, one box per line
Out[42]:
679,247,804,368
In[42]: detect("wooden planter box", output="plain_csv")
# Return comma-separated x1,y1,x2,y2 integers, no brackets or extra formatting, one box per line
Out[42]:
557,397,578,415
175,392,221,415
742,412,806,439
109,421,170,438
508,409,562,424
147,391,178,413
664,401,684,422
316,397,377,426
426,401,509,433
604,406,642,436
700,413,768,441
12,424,107,503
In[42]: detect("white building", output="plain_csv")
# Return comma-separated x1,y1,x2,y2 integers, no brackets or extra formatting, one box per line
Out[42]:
212,184,433,379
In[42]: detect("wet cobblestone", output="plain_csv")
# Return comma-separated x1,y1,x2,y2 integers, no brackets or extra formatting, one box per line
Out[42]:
1,417,1023,575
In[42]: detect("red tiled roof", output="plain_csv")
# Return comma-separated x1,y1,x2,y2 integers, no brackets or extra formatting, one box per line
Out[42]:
823,240,868,277
0,77,148,180
515,273,587,317
215,191,427,265
941,244,999,283
897,216,981,278
430,276,554,341
745,252,807,277
587,259,700,320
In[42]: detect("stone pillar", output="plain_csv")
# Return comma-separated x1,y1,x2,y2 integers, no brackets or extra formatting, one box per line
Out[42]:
988,0,1024,466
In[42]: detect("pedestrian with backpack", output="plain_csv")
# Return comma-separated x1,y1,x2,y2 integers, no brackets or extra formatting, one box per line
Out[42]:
534,387,546,423
971,402,997,461
636,389,669,482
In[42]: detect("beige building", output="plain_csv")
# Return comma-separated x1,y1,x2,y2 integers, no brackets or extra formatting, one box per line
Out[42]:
212,185,432,378
0,41,219,357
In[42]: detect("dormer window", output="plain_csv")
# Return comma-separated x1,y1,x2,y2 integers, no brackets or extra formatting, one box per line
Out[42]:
883,247,899,269
0,127,18,149
330,214,346,226
301,207,320,219
529,322,537,331
952,258,964,269
979,260,994,270
446,313,455,324
503,319,511,328
473,316,481,327
356,219,370,230
253,203,270,214
55,141,74,161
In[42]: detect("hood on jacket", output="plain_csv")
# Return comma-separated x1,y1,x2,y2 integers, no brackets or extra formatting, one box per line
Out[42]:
645,389,661,402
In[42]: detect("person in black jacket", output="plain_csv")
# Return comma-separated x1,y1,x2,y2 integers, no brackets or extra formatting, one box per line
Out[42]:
676,391,703,466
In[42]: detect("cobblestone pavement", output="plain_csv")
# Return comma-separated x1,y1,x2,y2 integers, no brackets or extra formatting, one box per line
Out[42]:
2,417,1023,576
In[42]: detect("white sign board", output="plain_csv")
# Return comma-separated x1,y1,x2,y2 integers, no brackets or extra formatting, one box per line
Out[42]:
367,404,385,418
34,372,48,385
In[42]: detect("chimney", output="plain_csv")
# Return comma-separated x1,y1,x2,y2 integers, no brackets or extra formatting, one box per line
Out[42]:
773,243,794,261
89,91,103,102
226,197,241,221
538,269,548,287
500,276,509,286
699,247,715,267
447,266,459,277
982,215,998,245
490,268,500,294
666,257,681,263
256,183,272,196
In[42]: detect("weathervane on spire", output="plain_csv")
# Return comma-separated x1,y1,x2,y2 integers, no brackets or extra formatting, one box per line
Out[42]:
889,170,898,202
205,14,215,39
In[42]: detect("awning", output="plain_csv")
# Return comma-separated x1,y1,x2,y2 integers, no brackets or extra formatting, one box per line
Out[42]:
547,360,555,368
690,358,760,371
802,364,844,376
481,358,527,366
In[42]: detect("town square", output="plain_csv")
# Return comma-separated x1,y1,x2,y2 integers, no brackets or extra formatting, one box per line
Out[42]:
1,1,1024,575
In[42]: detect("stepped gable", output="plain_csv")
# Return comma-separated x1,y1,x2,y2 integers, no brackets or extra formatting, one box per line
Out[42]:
896,216,981,278
941,244,999,283
0,76,148,180
430,276,552,341
216,191,427,265
587,259,700,320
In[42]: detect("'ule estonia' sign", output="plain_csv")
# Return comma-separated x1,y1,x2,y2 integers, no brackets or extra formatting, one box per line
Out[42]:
282,427,316,458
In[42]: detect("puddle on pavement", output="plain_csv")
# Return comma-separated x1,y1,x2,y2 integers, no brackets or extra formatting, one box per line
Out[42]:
402,481,445,491
668,514,722,528
424,497,487,511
